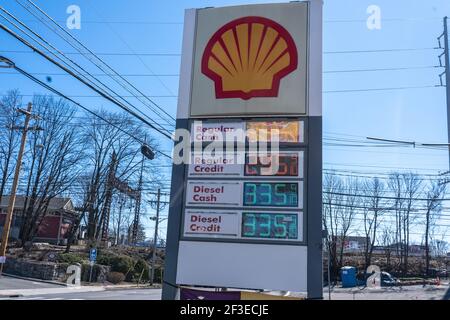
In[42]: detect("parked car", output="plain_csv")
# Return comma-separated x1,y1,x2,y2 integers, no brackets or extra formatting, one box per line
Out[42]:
380,271,400,287
428,268,448,278
360,271,400,287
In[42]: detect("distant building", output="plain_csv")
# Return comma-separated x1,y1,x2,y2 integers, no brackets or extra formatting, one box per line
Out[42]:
332,236,369,253
372,243,426,257
0,195,79,245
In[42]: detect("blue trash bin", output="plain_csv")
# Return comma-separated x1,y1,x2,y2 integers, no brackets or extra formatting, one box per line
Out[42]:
341,266,357,288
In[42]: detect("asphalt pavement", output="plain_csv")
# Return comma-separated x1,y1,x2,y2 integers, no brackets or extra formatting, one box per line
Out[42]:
0,274,162,300
0,275,62,291
0,288,162,300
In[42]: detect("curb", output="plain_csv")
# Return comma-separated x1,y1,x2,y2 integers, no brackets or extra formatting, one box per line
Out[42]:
104,285,161,291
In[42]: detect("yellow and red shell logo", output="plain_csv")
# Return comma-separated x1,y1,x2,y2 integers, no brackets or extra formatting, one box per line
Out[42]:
202,16,298,101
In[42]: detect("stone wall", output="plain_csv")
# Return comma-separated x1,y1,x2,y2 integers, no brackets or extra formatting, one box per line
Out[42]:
4,258,110,282
4,258,62,281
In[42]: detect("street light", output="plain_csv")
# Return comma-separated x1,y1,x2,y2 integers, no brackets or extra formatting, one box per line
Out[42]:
141,144,155,160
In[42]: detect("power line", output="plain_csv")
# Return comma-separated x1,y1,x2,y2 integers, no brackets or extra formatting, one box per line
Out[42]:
5,3,176,129
0,49,181,56
11,64,172,159
323,66,442,74
0,47,439,56
324,192,450,202
0,93,178,98
83,0,177,98
0,10,174,132
325,162,448,172
0,22,174,140
0,71,179,77
324,48,439,54
0,65,441,77
324,85,440,93
2,86,439,97
19,17,445,25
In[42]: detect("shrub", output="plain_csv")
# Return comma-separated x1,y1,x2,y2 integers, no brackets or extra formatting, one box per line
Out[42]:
132,259,150,282
96,253,115,266
57,252,85,265
111,255,134,274
97,253,134,274
107,272,125,284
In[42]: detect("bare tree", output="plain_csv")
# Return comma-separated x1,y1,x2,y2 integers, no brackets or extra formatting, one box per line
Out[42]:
424,179,446,277
362,177,386,270
0,90,22,203
323,172,343,281
323,173,358,279
336,177,359,270
19,95,85,244
401,172,422,274
379,225,395,270
81,110,155,241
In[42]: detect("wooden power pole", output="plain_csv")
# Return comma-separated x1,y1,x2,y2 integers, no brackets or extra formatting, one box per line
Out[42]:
0,103,34,276
150,188,161,285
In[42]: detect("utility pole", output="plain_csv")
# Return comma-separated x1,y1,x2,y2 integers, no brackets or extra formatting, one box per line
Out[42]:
100,151,118,244
0,103,33,276
150,188,161,285
439,17,450,169
131,156,144,245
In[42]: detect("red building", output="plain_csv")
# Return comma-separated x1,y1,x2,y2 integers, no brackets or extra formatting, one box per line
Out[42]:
0,196,78,245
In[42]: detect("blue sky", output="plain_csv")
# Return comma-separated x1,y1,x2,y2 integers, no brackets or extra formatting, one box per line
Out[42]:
1,0,450,242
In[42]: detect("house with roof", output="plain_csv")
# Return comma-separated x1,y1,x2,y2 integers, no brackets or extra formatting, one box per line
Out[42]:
0,195,79,245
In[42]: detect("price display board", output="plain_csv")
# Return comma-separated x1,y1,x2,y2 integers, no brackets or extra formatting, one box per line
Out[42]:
243,182,299,208
164,1,323,299
183,210,303,242
242,213,298,240
245,153,303,177
246,121,304,143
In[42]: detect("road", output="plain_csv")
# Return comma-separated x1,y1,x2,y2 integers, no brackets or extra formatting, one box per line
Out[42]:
324,284,450,300
1,275,449,300
0,288,162,300
0,275,62,291
0,275,162,300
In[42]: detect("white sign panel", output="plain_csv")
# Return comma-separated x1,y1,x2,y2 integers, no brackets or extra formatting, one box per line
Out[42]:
186,181,242,207
191,121,245,142
189,152,242,177
186,180,303,209
184,210,303,242
190,3,309,117
176,241,308,292
184,210,239,238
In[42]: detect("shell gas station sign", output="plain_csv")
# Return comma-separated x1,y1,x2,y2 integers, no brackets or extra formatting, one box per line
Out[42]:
163,1,322,300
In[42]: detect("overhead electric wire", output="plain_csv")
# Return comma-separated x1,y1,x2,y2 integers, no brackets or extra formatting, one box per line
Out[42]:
324,191,450,202
0,47,439,56
0,7,174,133
0,65,441,77
324,47,439,54
324,85,440,93
0,10,174,133
0,71,179,77
0,22,173,140
0,49,181,56
11,63,172,159
18,0,176,126
19,17,445,25
0,93,177,98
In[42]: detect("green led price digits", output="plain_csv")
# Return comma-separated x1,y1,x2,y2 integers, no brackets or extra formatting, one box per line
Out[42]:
243,182,299,207
242,213,298,239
